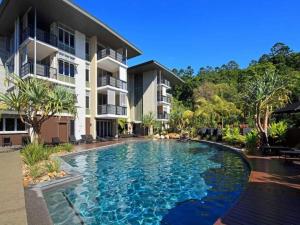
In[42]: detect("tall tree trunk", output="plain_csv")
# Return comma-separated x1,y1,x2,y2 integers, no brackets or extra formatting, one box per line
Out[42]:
31,124,41,144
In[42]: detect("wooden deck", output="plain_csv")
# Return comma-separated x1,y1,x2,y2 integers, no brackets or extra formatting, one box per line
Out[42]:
215,155,300,225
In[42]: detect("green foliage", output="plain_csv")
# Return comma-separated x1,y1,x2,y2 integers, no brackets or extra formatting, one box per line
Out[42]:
268,121,288,143
45,159,61,173
142,112,156,135
0,75,77,143
29,164,46,180
22,144,50,166
223,126,246,146
118,119,127,134
245,130,259,152
51,143,73,153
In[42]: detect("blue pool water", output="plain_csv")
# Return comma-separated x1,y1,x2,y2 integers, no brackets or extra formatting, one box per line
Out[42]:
44,140,250,225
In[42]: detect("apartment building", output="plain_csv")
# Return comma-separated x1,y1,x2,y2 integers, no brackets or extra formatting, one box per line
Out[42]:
0,0,141,145
128,60,184,135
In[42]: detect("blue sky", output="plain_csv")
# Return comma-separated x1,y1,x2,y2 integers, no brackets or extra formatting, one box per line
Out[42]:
74,0,300,70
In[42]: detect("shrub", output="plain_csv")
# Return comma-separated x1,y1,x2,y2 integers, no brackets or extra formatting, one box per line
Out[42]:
45,159,61,173
268,121,287,144
223,126,245,146
22,144,50,166
29,164,46,180
50,143,73,153
245,130,259,152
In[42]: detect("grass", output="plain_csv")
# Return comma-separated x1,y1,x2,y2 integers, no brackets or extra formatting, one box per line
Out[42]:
45,159,61,173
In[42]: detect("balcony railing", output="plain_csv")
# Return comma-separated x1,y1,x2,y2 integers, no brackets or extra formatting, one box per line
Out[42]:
21,26,57,47
157,113,170,120
58,42,75,55
98,75,127,90
20,62,57,79
157,79,170,87
97,48,126,64
98,104,127,115
157,95,171,103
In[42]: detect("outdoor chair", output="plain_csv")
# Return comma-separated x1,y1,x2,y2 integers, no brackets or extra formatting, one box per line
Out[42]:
84,134,97,144
52,137,61,146
69,135,79,145
2,137,12,147
96,136,107,142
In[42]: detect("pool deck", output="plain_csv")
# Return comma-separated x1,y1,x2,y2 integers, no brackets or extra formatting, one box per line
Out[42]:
215,154,300,225
0,151,28,225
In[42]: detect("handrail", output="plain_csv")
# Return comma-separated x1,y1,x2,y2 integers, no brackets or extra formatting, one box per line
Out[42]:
97,48,126,64
21,26,57,47
20,62,57,79
157,113,169,120
97,74,127,90
97,104,127,115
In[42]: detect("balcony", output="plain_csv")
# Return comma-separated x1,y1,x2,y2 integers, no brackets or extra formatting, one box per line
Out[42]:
21,26,57,47
157,79,170,88
21,26,58,61
58,42,75,55
97,75,127,91
97,104,127,116
20,62,57,79
97,48,127,72
157,113,170,120
157,95,171,104
20,62,75,85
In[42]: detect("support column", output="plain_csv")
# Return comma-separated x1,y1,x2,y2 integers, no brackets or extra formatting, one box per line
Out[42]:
13,17,20,75
90,36,97,137
34,8,37,75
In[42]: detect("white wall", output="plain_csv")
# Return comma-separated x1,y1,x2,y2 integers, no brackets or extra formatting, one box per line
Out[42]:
119,66,127,82
74,31,86,139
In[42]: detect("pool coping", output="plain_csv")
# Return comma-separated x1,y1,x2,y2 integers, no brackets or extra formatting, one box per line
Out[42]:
25,139,252,225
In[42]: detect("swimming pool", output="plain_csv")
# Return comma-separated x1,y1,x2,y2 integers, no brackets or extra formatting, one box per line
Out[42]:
44,140,250,225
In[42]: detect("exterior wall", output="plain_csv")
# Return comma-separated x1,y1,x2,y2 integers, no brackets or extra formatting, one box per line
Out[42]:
40,116,73,143
0,133,29,146
74,30,86,139
142,70,157,117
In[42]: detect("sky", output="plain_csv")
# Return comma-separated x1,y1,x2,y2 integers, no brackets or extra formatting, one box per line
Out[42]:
74,0,300,71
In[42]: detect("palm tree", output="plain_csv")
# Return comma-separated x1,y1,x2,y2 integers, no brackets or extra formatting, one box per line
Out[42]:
0,74,77,144
142,112,156,136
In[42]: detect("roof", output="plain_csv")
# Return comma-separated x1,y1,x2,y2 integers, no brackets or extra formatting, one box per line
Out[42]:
274,101,300,114
128,60,184,85
0,0,142,59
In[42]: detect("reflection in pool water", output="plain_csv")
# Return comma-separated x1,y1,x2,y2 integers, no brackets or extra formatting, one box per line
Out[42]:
44,140,249,225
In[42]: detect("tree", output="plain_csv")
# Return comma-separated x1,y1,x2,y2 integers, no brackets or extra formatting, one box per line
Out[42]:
0,75,77,144
242,63,290,147
118,118,127,134
142,112,156,136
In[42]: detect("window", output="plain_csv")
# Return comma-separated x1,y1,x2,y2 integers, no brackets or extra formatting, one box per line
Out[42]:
58,60,76,77
86,69,89,82
70,120,75,136
70,64,75,77
58,27,75,54
5,118,15,131
59,60,64,74
17,119,25,131
59,29,63,42
86,96,90,109
85,42,89,55
64,62,69,76
0,119,3,131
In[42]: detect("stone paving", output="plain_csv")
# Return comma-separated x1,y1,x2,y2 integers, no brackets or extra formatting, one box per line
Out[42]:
0,151,27,225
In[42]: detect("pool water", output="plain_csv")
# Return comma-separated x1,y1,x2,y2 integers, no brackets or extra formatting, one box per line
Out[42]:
44,140,249,225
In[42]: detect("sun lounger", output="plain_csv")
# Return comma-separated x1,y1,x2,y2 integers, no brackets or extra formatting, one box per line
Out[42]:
280,149,300,161
69,135,79,145
52,137,60,146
